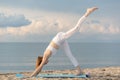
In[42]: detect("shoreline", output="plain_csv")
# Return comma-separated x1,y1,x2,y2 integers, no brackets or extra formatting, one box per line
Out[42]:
0,66,120,80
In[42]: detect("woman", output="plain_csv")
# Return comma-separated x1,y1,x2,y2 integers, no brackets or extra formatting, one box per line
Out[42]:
31,7,98,77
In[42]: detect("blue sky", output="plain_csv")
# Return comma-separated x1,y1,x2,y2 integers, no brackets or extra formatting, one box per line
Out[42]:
0,0,120,42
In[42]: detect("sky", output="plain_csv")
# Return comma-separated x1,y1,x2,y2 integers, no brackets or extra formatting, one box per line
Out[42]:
0,0,120,42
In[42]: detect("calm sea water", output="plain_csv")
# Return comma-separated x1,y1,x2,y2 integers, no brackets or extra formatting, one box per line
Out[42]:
0,42,120,73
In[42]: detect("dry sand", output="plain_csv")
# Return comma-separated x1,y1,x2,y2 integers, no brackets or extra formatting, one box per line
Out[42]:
0,66,120,80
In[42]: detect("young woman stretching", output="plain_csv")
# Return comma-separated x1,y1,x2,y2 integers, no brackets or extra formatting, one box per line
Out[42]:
31,7,98,77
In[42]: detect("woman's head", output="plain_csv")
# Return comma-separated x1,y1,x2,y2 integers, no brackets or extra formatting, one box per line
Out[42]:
35,56,49,69
35,56,43,69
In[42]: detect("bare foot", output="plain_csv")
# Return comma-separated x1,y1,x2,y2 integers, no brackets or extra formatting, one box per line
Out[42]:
87,7,98,13
75,66,84,75
85,7,98,17
75,70,84,76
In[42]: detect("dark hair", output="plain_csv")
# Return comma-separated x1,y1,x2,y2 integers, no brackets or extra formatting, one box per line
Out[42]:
35,56,43,69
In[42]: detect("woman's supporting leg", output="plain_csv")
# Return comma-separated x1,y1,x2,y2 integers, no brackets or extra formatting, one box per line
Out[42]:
62,40,83,75
62,40,79,67
63,7,98,39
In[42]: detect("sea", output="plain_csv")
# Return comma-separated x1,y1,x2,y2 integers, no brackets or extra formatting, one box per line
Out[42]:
0,42,120,73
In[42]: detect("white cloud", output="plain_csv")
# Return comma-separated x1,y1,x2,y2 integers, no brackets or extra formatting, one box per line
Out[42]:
80,19,120,35
0,6,120,42
0,7,76,37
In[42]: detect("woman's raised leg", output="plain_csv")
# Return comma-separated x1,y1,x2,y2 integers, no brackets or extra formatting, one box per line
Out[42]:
63,7,98,39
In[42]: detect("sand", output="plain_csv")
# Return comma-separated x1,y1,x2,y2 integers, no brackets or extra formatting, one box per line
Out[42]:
0,66,120,80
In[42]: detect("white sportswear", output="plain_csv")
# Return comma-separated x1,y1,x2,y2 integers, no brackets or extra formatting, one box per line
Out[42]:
46,15,86,67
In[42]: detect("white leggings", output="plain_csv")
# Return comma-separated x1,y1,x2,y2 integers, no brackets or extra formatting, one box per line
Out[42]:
47,15,86,67
63,15,86,39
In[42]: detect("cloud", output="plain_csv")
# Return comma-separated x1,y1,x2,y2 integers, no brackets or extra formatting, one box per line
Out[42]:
0,6,120,42
0,15,120,37
80,19,120,34
90,20,101,24
0,13,31,28
0,6,76,36
0,15,73,36
1,6,119,35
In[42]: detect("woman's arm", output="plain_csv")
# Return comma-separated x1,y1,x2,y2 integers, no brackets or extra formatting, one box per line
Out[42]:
30,50,52,77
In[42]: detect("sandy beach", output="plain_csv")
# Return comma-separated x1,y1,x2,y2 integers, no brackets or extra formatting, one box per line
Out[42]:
0,66,120,80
